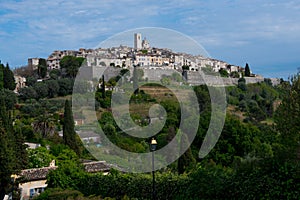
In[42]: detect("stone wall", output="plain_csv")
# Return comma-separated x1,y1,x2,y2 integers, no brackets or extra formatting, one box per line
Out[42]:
78,66,280,86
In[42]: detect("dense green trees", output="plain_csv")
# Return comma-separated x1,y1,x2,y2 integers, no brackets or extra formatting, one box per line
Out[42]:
219,68,229,77
0,89,17,110
58,78,74,96
40,158,300,199
178,132,196,174
33,82,49,99
27,147,55,168
275,74,300,159
60,56,84,78
19,78,74,100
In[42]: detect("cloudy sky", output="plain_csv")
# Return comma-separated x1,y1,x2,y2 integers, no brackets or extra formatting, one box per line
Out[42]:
1,0,300,79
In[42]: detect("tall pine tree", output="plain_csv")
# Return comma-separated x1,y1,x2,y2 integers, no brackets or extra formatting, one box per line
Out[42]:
133,65,139,94
275,74,300,160
63,100,81,155
0,63,4,89
0,96,27,199
101,75,106,98
245,63,251,77
38,58,47,78
3,63,16,91
178,130,196,174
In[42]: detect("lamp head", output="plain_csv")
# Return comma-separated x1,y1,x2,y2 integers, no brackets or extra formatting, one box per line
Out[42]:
150,138,157,151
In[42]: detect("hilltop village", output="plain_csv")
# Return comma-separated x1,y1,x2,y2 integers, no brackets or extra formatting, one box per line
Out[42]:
45,33,243,74
13,33,271,92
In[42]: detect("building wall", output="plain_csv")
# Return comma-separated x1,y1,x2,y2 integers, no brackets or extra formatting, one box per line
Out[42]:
134,33,142,50
20,180,47,200
28,58,39,71
14,75,26,93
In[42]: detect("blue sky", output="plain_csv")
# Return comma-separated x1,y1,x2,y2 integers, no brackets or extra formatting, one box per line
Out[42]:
1,0,300,79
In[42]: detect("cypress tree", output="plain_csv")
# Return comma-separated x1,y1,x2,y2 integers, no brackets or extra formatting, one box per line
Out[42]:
178,131,196,174
245,63,251,77
63,100,80,155
0,127,14,200
0,63,4,90
3,63,16,91
101,75,106,98
133,65,139,94
13,128,28,170
0,97,22,199
38,59,47,78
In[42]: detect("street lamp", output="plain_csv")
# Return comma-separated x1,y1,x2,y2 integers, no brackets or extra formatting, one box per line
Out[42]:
150,138,157,200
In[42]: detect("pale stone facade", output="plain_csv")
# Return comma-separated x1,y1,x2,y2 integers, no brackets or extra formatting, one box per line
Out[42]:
28,58,39,71
134,33,142,50
14,75,26,93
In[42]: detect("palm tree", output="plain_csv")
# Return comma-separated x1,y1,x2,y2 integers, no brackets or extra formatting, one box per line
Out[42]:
33,114,56,138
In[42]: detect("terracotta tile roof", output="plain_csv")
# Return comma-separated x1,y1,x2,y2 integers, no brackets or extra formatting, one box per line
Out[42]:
20,166,57,181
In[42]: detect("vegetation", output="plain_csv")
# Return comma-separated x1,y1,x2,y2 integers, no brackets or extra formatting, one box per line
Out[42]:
60,56,84,78
245,63,251,77
0,94,28,199
63,100,81,156
0,62,15,91
219,68,229,77
1,58,300,199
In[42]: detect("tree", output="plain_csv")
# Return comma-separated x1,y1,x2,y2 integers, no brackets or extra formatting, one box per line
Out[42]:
13,128,28,170
0,89,17,110
58,78,74,96
0,63,4,89
33,82,48,99
19,87,38,101
275,74,300,159
46,80,60,98
101,75,106,98
230,71,240,78
1,63,16,91
38,58,47,78
245,63,251,77
238,77,247,91
0,97,27,199
0,126,14,200
219,68,229,77
60,56,83,78
33,113,56,138
47,149,84,189
133,65,139,94
49,69,61,80
178,131,196,174
63,100,81,155
120,68,129,76
26,76,37,87
182,65,189,70
27,147,55,168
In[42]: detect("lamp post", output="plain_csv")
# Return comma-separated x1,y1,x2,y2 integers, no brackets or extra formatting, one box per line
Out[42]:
150,138,157,200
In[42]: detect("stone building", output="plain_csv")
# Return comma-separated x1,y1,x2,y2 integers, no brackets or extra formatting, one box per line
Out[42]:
17,160,116,199
14,75,26,93
134,33,142,50
27,58,40,71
